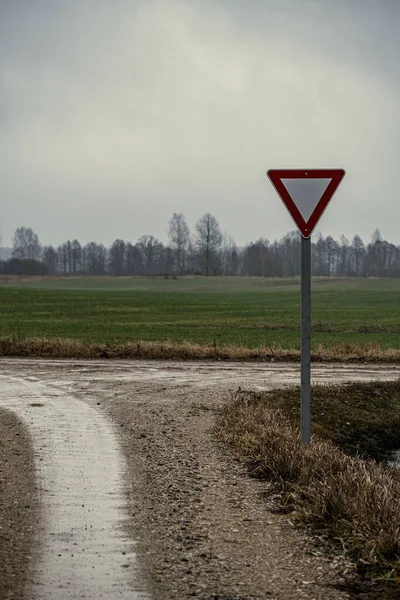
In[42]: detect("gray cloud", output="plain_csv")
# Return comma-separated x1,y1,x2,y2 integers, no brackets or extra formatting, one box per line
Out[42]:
1,0,399,247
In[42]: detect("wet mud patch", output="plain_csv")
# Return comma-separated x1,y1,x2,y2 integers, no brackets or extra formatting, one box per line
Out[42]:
0,408,38,600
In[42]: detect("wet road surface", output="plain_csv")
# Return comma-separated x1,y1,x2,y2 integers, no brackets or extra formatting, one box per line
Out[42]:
0,358,399,599
1,358,399,391
0,373,148,600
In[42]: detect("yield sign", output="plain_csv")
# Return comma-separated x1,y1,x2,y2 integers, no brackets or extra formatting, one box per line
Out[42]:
267,169,345,238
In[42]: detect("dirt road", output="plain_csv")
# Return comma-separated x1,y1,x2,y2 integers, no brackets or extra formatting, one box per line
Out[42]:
1,358,399,599
0,371,148,600
1,357,399,389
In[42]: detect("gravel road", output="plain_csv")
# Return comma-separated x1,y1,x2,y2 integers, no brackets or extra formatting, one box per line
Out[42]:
1,358,399,599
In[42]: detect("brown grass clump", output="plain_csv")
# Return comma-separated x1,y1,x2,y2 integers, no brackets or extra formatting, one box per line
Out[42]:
0,336,272,360
0,335,400,362
215,393,400,591
314,341,400,362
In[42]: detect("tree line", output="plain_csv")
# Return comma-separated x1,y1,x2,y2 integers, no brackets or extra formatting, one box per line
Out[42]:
1,213,399,278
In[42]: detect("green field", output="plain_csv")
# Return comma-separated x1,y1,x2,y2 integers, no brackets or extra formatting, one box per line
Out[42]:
1,276,400,350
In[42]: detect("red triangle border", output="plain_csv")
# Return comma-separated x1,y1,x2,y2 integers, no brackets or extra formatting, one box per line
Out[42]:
267,169,345,238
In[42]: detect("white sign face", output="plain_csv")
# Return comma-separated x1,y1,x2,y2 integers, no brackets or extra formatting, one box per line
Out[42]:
267,168,345,238
281,178,331,222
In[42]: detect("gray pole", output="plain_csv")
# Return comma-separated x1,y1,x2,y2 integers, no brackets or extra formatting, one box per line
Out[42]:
301,235,311,444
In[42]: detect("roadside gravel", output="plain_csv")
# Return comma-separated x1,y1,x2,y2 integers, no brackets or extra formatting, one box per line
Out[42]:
0,409,38,600
103,382,351,600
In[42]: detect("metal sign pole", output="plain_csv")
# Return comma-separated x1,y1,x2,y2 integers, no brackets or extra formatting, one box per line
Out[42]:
301,235,311,444
267,168,345,443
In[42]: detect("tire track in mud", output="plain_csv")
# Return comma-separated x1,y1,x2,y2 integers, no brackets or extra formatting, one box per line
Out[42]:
0,375,148,600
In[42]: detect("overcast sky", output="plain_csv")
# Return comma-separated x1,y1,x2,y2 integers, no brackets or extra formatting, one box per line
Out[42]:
1,0,399,248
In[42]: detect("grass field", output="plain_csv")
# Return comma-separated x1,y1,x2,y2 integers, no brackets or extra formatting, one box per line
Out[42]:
1,276,400,353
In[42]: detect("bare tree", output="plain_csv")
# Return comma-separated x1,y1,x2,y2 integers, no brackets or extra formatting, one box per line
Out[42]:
109,239,126,276
337,235,350,276
313,234,326,276
168,213,190,274
220,234,239,276
12,227,42,261
71,240,82,275
281,231,301,276
325,235,339,275
125,242,139,275
57,243,68,274
372,229,383,244
195,213,223,276
42,245,58,274
243,238,271,276
83,242,107,275
66,240,73,274
352,235,365,276
137,235,164,275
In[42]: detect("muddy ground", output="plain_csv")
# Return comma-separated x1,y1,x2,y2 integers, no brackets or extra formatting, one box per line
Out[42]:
1,359,399,599
0,409,38,600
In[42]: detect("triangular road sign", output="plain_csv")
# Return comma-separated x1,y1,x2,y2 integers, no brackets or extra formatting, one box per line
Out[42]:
267,169,345,238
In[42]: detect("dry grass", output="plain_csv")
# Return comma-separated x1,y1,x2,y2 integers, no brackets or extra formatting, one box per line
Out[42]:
254,381,400,462
1,335,400,362
215,393,400,594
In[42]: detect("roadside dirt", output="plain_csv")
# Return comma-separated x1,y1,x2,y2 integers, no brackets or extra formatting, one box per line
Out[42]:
106,384,352,599
0,409,38,600
1,359,399,599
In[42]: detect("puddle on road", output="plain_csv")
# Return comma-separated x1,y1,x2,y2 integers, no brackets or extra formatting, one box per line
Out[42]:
0,376,148,600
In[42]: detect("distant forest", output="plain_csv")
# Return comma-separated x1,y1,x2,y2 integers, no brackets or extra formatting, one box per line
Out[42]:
1,213,399,278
